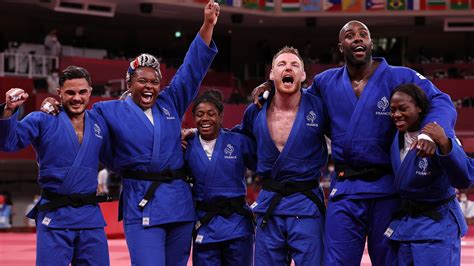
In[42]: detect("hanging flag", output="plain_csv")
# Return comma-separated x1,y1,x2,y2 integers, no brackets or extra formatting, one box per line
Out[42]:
387,0,406,9
342,0,363,11
324,0,342,10
302,0,321,10
366,0,385,10
450,0,469,9
406,0,426,9
264,0,275,10
243,0,259,8
427,0,446,9
282,0,301,11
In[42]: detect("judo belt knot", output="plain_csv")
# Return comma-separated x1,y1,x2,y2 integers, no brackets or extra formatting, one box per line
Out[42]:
195,196,254,230
67,194,86,208
393,195,455,222
122,168,188,209
260,179,325,229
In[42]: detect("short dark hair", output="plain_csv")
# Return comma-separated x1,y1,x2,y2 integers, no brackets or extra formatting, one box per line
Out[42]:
272,46,304,69
59,66,92,87
192,89,224,115
391,83,430,117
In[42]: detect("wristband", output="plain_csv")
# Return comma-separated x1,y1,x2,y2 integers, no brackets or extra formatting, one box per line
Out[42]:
417,133,434,143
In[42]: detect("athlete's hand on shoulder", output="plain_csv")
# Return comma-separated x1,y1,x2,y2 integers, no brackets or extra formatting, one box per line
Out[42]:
422,122,451,155
40,97,60,116
181,128,197,150
251,81,272,109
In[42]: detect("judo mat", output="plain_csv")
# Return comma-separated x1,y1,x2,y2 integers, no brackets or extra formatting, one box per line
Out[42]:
1,232,474,265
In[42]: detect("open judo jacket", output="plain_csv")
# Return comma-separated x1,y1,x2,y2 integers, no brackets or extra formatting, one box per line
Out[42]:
0,109,108,229
239,90,329,216
308,57,457,199
93,34,217,227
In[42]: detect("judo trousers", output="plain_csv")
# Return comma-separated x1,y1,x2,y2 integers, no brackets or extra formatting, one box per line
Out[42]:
324,196,400,266
36,224,109,266
124,221,193,266
255,214,324,266
192,235,254,266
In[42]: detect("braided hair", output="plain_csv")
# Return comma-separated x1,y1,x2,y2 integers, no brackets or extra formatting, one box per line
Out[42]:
126,53,162,83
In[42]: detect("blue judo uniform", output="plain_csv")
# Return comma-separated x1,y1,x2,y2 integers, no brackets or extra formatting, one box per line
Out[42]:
185,129,256,266
386,134,474,266
0,108,110,266
92,34,217,266
308,57,457,266
239,90,329,266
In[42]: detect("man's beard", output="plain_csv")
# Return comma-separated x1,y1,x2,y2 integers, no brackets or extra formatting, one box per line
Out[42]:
344,48,372,67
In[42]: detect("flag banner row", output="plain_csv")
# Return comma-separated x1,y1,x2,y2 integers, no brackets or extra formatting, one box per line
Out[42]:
195,0,473,11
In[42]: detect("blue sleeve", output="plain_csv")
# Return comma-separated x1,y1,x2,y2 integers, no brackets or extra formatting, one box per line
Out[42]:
437,138,474,189
399,69,457,138
161,34,218,118
0,107,41,152
242,134,257,171
96,113,115,171
230,103,259,139
305,74,322,97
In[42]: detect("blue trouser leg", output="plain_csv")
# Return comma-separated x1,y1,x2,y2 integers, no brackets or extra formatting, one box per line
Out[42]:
193,235,254,266
395,214,461,266
193,241,222,266
255,214,323,266
255,214,289,266
287,216,324,266
164,222,193,266
36,224,109,266
222,235,254,266
125,221,193,266
324,196,400,266
367,197,400,266
71,228,110,266
36,224,74,266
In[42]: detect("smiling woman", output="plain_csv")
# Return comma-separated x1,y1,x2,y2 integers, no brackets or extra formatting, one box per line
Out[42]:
126,54,161,110
386,83,474,266
184,89,257,266
192,90,223,141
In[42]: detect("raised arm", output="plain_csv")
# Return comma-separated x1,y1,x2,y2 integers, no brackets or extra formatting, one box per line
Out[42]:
0,88,40,151
2,88,29,119
163,0,219,117
199,0,220,47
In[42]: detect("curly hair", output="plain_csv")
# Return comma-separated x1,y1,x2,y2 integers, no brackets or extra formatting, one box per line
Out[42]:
192,89,224,115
